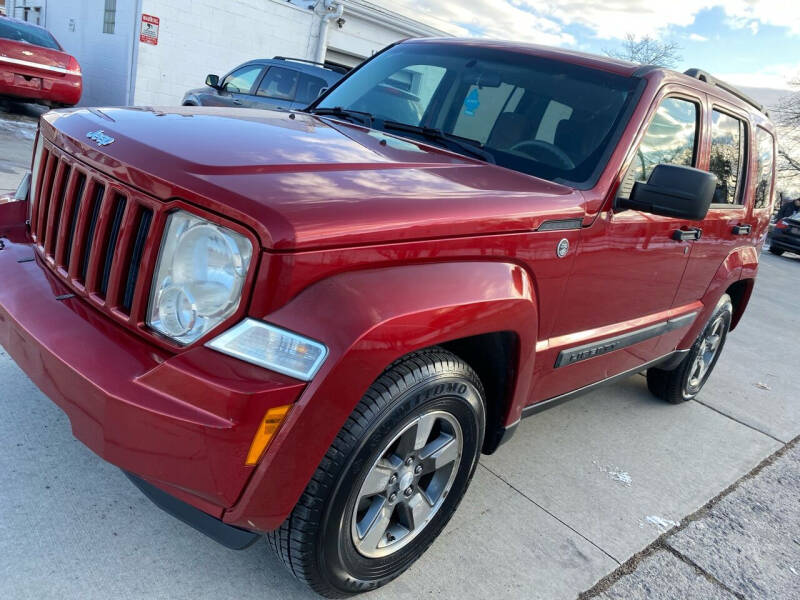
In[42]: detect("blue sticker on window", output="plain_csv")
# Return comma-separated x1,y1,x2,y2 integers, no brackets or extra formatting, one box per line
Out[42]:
463,88,480,116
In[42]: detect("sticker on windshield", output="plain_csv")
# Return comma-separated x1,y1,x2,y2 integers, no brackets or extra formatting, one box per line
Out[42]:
463,88,480,116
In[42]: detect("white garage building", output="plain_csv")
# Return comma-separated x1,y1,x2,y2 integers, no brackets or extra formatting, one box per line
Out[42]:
6,0,448,106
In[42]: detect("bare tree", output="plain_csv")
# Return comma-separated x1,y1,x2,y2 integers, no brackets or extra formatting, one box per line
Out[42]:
773,80,800,202
605,33,682,68
776,84,800,169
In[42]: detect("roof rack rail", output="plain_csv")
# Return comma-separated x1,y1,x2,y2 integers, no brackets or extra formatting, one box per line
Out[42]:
683,68,769,117
273,56,349,74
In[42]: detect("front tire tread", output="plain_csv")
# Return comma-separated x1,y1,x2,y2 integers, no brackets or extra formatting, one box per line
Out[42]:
266,348,482,598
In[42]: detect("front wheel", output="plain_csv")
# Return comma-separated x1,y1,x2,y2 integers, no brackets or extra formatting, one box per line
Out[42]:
267,348,485,597
647,294,733,403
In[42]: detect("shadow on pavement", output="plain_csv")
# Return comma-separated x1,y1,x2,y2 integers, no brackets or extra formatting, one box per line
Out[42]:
0,99,49,121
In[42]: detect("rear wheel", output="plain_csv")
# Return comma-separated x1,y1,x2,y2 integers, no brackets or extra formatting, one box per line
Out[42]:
647,294,732,403
267,348,485,598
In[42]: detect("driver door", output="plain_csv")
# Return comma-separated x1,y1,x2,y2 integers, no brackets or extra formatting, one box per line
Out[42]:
533,91,705,401
217,64,264,108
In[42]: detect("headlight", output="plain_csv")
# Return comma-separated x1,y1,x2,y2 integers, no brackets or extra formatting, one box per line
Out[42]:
207,319,328,381
147,210,252,345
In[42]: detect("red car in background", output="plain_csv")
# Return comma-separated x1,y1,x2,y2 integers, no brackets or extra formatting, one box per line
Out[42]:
0,15,81,107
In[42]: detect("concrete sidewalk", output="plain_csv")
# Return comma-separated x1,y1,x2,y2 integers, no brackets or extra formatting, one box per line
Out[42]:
1,106,799,599
585,439,799,599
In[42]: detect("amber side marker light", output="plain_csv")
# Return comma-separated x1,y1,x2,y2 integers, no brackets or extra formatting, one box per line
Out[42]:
246,405,292,466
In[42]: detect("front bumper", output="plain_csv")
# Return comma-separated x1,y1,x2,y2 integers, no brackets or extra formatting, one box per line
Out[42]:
0,233,305,517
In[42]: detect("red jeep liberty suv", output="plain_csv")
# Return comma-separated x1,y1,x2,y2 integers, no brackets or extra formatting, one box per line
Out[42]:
0,39,776,597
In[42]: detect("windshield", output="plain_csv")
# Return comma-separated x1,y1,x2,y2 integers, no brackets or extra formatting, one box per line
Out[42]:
315,42,641,187
0,19,61,50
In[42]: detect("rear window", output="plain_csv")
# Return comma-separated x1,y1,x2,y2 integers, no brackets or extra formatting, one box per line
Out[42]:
295,73,329,105
0,19,61,50
754,127,775,210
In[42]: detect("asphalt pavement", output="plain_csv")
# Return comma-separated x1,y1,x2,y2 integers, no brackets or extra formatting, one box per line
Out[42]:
0,101,45,193
1,104,798,599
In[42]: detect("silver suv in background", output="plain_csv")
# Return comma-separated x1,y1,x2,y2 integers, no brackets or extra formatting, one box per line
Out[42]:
182,56,347,111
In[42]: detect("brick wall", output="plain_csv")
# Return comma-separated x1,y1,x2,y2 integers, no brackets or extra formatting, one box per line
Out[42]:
134,0,315,106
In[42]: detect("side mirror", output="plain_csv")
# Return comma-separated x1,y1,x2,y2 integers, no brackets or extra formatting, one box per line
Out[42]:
619,164,716,220
317,87,329,98
205,74,220,89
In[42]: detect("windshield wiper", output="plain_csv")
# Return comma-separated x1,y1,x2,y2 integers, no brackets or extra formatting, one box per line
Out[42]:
380,120,496,164
307,106,374,127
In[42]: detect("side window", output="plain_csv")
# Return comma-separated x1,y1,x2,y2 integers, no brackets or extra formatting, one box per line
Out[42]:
222,65,263,94
257,67,300,100
754,128,775,210
709,110,747,205
295,74,329,105
619,97,698,199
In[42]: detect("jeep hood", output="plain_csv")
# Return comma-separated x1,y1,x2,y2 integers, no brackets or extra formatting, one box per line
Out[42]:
41,106,585,251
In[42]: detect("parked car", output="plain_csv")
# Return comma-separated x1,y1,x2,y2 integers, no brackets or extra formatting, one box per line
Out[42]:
0,15,81,107
768,214,800,256
0,38,776,597
182,56,346,110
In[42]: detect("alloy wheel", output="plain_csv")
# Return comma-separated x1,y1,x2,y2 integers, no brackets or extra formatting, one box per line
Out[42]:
351,410,463,559
687,315,725,391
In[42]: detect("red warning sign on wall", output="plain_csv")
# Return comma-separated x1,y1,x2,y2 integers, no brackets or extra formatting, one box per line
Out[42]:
140,14,159,45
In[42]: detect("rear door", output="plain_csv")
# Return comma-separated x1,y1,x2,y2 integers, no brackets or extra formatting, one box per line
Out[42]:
252,66,299,110
670,100,751,308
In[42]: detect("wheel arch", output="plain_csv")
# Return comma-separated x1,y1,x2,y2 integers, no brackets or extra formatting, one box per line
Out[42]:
726,278,755,330
222,261,538,530
440,331,519,454
679,247,748,347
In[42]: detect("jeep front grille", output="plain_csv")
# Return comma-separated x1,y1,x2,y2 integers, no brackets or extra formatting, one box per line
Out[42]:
30,139,163,329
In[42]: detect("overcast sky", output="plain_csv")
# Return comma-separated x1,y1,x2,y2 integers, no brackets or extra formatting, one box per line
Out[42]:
383,0,800,92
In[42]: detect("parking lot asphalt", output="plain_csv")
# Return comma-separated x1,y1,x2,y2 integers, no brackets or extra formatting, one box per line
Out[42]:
1,107,798,599
0,102,45,194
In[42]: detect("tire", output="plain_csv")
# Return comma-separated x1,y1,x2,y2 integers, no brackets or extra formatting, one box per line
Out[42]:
267,348,486,598
769,246,785,256
647,294,733,404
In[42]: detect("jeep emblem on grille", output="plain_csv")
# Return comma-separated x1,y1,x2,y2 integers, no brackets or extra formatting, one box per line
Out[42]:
86,130,115,146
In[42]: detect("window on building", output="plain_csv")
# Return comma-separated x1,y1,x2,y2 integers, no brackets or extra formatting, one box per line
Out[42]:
103,0,116,34
709,110,747,205
618,97,698,199
754,127,775,210
222,65,263,94
257,67,299,100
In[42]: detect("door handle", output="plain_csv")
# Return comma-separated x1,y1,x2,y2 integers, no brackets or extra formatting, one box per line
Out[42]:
732,224,752,235
232,99,243,105
672,227,702,241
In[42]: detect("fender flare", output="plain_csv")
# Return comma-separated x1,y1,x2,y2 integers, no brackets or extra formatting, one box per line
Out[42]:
223,261,538,530
678,247,747,348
